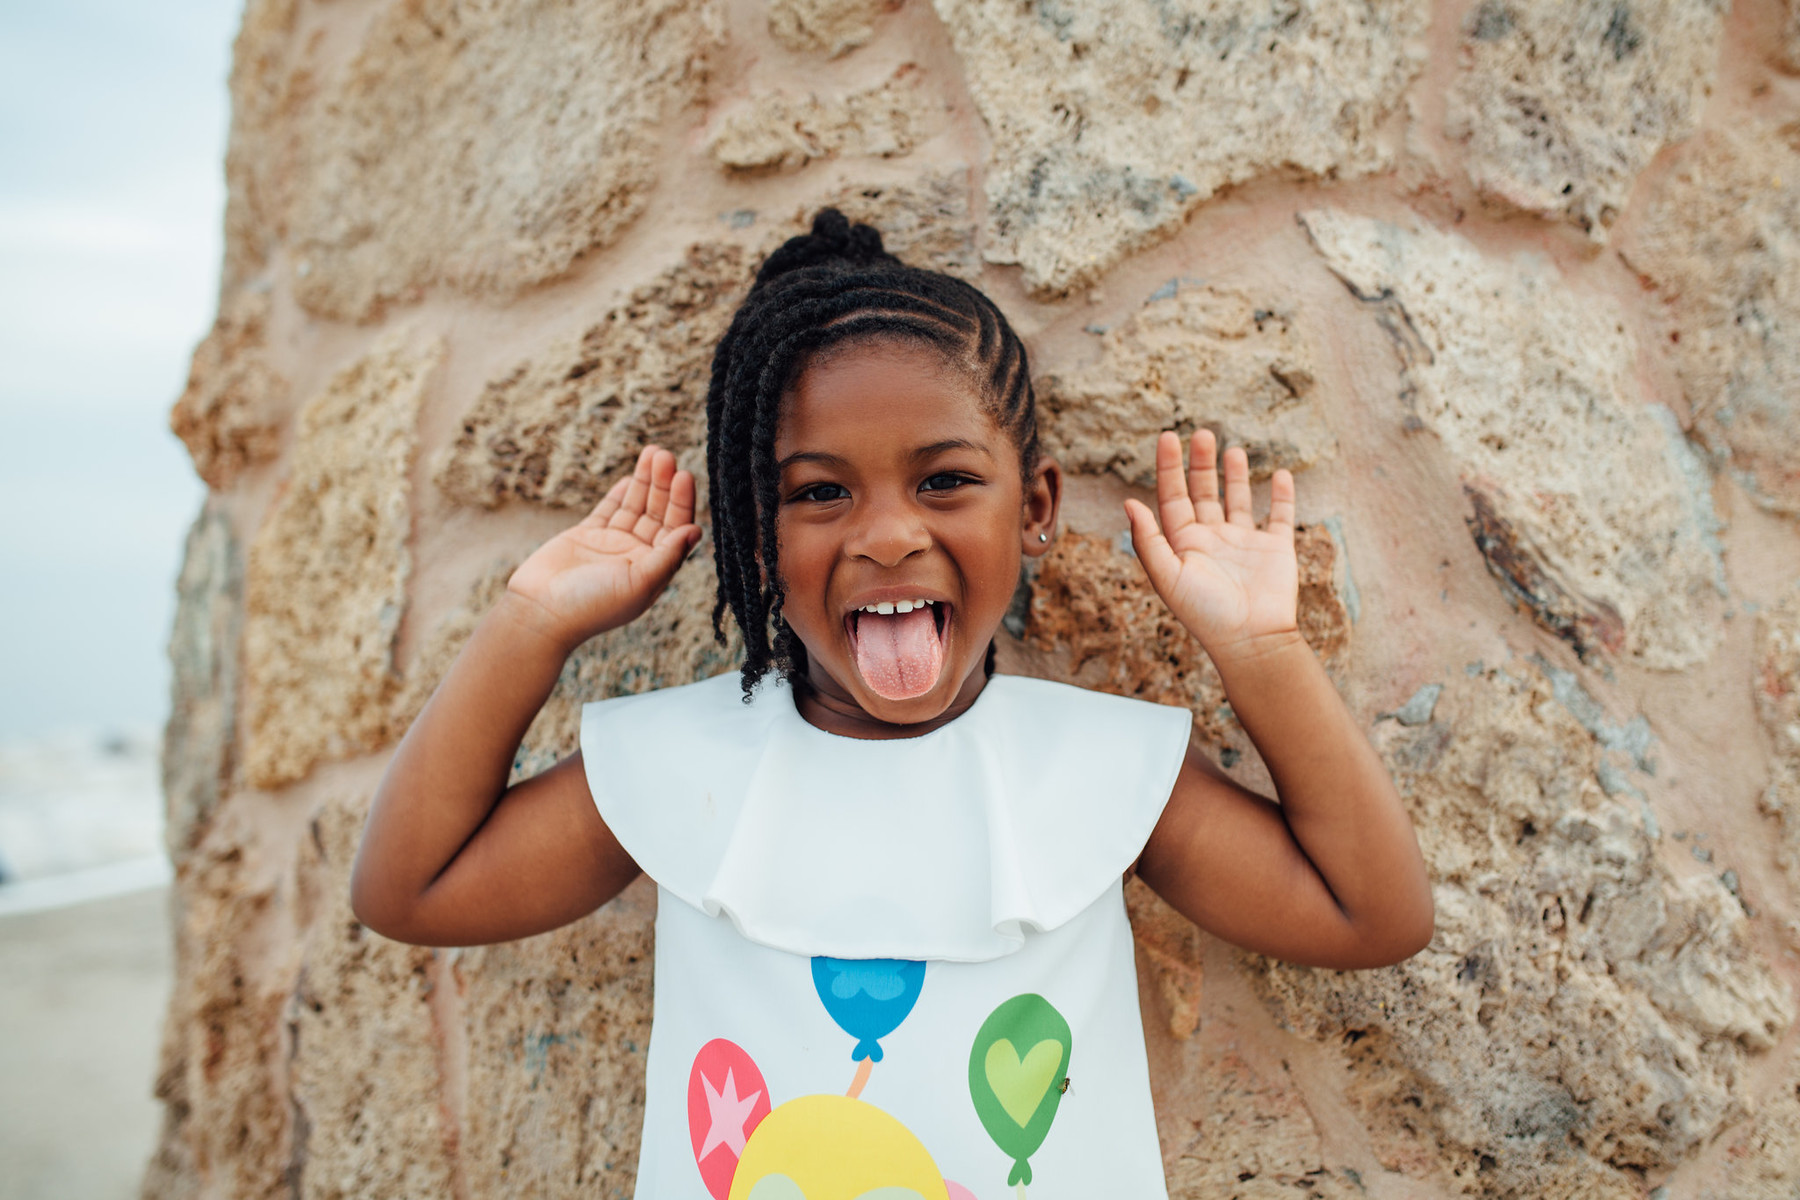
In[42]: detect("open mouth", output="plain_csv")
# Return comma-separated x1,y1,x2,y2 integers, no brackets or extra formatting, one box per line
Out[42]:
845,598,950,702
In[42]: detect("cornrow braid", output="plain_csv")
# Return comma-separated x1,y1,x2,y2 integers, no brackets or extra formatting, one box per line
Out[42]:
705,208,1040,699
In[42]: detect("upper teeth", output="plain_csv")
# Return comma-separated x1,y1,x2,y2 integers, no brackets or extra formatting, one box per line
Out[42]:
858,598,936,615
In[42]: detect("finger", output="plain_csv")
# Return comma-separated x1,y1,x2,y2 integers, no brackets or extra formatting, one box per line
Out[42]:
1154,431,1197,538
581,475,631,528
634,448,677,542
1187,429,1223,525
1222,445,1254,528
1267,469,1296,539
610,445,659,530
665,469,697,531
1125,497,1184,595
636,523,700,592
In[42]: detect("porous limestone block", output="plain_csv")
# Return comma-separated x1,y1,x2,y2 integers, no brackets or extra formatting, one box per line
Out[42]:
1447,0,1727,240
1631,122,1800,517
1755,590,1800,896
1249,669,1792,1196
709,65,942,172
286,794,455,1200
170,289,285,489
144,840,295,1200
457,884,657,1200
768,0,895,56
931,0,1427,294
1300,208,1725,670
286,0,724,319
242,331,442,789
220,0,304,291
163,503,242,867
1038,281,1332,488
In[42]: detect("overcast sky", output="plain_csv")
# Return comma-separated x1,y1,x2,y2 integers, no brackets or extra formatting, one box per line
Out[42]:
0,0,241,738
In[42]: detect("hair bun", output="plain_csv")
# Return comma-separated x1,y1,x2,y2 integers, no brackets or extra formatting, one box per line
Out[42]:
752,208,895,289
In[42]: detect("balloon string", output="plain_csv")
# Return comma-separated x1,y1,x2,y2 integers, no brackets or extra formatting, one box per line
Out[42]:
1015,1184,1027,1200
846,1057,873,1099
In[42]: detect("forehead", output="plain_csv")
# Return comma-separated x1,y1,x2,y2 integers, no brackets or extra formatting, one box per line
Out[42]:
776,339,999,457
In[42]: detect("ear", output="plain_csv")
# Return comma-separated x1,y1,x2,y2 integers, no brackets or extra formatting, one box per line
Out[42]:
1021,455,1063,558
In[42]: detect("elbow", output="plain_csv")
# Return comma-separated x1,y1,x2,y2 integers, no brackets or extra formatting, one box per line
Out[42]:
348,858,409,943
1365,892,1437,968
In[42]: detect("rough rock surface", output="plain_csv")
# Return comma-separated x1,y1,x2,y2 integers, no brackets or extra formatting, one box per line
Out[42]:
1301,208,1725,670
436,244,747,512
169,289,285,489
1718,1050,1800,1197
162,504,242,867
242,331,441,789
932,0,1427,294
456,884,656,1199
219,0,304,292
1630,122,1800,516
1039,281,1332,487
1756,590,1800,897
1447,0,1727,239
709,64,941,171
1250,667,1792,1195
288,0,723,320
438,175,978,513
767,0,895,56
287,794,456,1200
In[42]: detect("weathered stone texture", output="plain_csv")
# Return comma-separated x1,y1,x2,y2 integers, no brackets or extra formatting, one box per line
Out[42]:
1756,590,1800,897
147,841,294,1200
1719,1051,1800,1198
220,0,306,290
243,331,441,789
709,63,941,171
1302,208,1725,670
288,0,723,320
457,883,656,1200
163,504,242,867
1631,122,1800,516
437,244,748,512
1039,281,1331,487
932,0,1427,294
438,176,978,514
1127,877,1207,1041
1249,668,1792,1195
768,0,895,56
1028,526,1349,756
170,289,285,489
1448,0,1727,239
288,794,456,1200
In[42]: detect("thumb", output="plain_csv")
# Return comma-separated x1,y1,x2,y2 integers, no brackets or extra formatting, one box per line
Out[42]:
1124,499,1182,595
639,524,702,587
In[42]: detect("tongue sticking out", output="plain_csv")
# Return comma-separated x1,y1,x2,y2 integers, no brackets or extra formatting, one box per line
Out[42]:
851,607,945,701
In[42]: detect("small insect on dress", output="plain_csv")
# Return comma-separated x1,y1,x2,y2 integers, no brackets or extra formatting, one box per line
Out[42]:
580,669,1193,1200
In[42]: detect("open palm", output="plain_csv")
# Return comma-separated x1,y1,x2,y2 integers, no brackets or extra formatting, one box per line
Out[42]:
506,445,702,647
1124,430,1299,657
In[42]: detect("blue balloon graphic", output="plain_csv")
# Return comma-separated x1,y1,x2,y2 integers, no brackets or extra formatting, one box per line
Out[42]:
809,957,926,1062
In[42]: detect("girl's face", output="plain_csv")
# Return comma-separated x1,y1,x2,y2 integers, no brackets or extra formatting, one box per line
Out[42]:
773,338,1060,732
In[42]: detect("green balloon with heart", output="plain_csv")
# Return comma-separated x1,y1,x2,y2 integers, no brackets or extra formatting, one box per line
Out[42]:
966,994,1072,1188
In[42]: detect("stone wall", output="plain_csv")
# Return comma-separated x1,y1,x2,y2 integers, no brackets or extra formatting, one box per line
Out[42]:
152,0,1800,1195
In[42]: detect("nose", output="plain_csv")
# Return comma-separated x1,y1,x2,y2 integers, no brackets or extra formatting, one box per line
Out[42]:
844,494,931,567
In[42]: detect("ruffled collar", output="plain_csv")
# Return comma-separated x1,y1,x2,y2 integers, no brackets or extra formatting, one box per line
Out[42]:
580,672,1191,962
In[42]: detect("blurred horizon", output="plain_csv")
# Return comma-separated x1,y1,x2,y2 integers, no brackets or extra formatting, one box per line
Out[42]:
0,0,241,741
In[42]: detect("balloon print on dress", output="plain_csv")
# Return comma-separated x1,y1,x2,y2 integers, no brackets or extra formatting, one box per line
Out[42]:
688,1038,773,1200
967,994,1072,1194
811,956,925,1096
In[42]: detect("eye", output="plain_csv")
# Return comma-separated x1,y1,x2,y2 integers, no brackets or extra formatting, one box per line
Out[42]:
921,472,975,493
793,481,849,503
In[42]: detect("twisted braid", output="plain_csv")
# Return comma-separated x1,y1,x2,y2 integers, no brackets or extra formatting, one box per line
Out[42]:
706,209,1040,698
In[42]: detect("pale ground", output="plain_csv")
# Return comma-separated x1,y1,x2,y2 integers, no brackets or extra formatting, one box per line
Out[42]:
0,886,171,1200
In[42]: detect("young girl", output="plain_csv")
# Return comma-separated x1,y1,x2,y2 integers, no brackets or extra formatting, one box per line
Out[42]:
352,210,1433,1200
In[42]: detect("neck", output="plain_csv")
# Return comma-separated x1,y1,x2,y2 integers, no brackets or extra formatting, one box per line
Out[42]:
794,662,991,739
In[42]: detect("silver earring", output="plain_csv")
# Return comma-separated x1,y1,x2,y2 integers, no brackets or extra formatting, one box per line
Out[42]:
1038,532,1049,543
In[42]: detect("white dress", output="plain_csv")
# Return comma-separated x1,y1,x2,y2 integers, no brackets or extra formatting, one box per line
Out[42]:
580,671,1192,1200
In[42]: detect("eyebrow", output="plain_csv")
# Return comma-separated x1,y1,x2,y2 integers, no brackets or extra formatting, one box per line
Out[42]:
776,439,995,471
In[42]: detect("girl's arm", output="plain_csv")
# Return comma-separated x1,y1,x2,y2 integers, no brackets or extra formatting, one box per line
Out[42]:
1125,431,1434,969
349,446,702,947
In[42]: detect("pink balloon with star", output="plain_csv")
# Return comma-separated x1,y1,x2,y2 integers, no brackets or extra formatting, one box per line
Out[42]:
687,1039,773,1200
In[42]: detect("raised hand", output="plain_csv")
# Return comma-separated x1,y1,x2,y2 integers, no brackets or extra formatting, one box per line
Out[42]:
504,445,702,649
1123,430,1299,662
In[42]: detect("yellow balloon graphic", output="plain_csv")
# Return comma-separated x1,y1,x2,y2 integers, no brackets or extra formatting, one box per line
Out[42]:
727,1094,950,1200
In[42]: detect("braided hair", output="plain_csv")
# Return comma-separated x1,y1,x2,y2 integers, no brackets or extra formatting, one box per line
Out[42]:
706,208,1040,698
